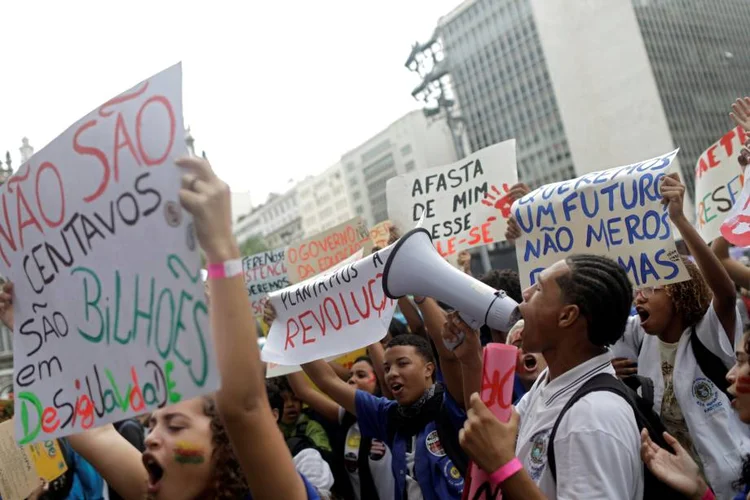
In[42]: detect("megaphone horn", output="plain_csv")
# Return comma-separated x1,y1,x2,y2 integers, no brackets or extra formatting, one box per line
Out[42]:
382,228,520,348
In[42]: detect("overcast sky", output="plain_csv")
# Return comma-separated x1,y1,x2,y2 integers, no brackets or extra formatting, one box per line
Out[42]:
0,0,462,206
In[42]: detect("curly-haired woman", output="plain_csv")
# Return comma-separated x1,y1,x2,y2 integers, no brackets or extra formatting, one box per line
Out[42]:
640,329,750,499
612,174,750,498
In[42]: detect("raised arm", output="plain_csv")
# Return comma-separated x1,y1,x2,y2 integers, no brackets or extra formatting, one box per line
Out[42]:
398,297,425,336
712,236,750,289
442,312,483,409
415,297,464,403
368,341,393,399
661,173,737,343
177,157,306,500
287,371,341,423
68,426,148,500
302,359,358,416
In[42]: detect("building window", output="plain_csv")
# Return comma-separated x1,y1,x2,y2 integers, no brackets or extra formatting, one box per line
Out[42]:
346,162,356,172
352,191,361,200
355,205,365,215
405,160,416,172
349,176,359,187
401,144,413,156
361,140,391,163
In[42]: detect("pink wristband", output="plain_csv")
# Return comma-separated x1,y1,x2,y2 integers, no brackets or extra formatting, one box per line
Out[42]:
700,487,715,500
207,259,243,280
488,457,523,485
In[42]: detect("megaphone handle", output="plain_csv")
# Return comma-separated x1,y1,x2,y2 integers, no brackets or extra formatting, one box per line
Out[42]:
443,312,481,352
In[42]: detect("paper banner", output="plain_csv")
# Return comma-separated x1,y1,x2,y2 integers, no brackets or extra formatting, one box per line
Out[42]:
265,348,367,379
464,343,518,500
285,217,372,284
694,126,747,241
262,247,395,366
4,63,218,444
243,247,289,320
386,140,518,258
514,150,689,289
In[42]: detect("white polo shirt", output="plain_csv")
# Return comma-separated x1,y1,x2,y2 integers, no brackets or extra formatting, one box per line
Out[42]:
515,351,644,500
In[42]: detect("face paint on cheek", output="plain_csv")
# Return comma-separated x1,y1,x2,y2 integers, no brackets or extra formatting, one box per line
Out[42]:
736,374,750,394
174,441,206,465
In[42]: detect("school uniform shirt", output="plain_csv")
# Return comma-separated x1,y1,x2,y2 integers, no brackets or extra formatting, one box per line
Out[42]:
515,351,644,499
612,304,750,499
354,389,466,500
337,407,395,500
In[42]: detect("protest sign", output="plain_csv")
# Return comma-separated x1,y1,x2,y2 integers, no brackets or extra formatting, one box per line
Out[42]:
386,140,518,258
514,150,689,289
243,247,289,319
694,126,747,241
262,247,396,366
265,347,368,379
285,217,372,284
465,343,517,499
2,64,218,444
27,439,67,482
0,420,38,500
369,220,393,249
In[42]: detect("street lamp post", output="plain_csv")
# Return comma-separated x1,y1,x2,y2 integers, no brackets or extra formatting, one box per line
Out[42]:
405,35,492,274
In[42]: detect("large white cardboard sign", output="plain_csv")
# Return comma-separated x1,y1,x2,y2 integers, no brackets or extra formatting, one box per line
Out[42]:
694,126,747,242
386,140,518,258
262,247,395,366
514,150,690,289
2,64,218,444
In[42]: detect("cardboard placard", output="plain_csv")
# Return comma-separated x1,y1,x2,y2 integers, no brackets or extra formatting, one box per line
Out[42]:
387,140,518,258
514,150,689,289
3,64,218,444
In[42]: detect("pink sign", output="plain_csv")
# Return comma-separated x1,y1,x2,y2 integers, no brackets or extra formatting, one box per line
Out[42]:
464,343,518,500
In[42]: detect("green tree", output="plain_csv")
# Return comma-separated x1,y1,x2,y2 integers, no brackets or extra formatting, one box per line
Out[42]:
240,235,268,256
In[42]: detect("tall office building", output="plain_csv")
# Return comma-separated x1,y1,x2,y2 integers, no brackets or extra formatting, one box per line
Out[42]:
341,110,457,227
433,0,750,200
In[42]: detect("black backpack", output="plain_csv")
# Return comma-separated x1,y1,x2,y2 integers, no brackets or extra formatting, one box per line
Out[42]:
547,373,686,498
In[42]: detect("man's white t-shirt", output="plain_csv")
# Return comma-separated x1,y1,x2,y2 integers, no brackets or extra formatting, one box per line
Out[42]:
515,351,644,500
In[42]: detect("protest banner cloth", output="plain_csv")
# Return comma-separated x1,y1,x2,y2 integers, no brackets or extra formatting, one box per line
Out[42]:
285,217,372,284
463,343,517,500
0,420,39,500
514,150,690,289
694,126,747,241
2,63,218,444
243,247,289,322
262,246,396,366
369,220,393,248
386,140,518,258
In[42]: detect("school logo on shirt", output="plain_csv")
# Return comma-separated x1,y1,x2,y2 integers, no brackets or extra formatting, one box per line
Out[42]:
527,429,551,480
692,377,722,414
442,460,464,490
369,439,387,461
425,430,447,457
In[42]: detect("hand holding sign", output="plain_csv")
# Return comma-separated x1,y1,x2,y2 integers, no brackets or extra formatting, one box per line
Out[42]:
0,281,13,330
730,97,750,132
460,393,520,475
177,157,236,263
660,173,687,222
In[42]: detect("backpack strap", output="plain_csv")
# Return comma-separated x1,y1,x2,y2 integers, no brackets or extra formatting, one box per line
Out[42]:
690,326,731,400
547,373,637,481
435,398,469,477
621,374,655,407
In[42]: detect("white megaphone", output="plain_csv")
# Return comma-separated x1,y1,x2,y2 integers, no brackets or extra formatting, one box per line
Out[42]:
382,227,521,350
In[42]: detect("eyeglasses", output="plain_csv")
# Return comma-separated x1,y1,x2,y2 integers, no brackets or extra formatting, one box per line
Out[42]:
633,286,664,299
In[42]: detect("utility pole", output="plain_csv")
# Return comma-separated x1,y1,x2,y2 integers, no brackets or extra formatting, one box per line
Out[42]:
405,34,492,273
